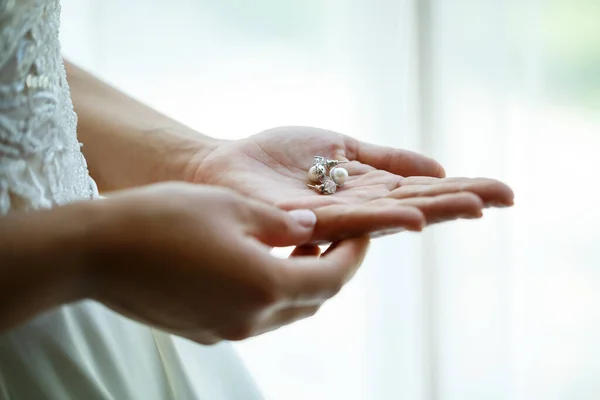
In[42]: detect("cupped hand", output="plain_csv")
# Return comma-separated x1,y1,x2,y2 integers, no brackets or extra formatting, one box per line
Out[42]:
192,127,513,209
194,126,444,208
188,126,514,241
88,182,373,344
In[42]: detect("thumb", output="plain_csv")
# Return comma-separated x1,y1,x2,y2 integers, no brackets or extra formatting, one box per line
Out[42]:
246,202,317,247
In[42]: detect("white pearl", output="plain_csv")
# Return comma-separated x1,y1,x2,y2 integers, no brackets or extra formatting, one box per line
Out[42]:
308,164,327,183
330,167,348,187
308,165,320,183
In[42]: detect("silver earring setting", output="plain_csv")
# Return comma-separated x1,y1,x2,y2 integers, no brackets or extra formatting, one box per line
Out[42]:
307,180,338,195
307,156,348,195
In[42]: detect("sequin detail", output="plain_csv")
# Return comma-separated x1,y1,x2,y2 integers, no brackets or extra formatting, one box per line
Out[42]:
0,0,94,214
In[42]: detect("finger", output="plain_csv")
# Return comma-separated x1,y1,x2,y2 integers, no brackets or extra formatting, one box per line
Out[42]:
178,331,222,346
395,177,514,207
252,306,321,337
308,201,425,243
397,192,484,224
347,138,445,178
243,201,317,247
290,245,321,257
278,236,370,304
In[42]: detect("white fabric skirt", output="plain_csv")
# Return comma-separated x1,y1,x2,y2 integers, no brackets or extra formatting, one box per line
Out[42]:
0,300,263,400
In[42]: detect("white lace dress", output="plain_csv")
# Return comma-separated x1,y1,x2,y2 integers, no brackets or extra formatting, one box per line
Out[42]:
0,1,262,399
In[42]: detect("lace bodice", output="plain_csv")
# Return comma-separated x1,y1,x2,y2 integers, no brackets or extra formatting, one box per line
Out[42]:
0,0,93,214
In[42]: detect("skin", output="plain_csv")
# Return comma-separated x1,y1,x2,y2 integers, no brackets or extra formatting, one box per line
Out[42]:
0,183,369,343
0,61,514,341
66,62,514,243
191,127,514,239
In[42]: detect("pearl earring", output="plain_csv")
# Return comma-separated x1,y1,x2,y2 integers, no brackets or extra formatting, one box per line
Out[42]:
307,155,348,195
308,164,327,183
329,167,349,187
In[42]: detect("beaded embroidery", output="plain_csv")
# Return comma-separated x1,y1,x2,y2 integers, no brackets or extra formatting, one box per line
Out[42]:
0,0,94,213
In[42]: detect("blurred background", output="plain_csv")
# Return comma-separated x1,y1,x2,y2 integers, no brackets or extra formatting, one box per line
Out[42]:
60,0,600,399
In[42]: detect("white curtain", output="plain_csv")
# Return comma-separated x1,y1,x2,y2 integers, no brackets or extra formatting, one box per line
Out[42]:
60,1,600,399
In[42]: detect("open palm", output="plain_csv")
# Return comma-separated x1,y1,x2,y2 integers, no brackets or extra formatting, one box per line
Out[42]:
191,126,513,240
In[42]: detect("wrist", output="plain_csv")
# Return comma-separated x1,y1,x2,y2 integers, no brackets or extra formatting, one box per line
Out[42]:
41,201,106,302
172,129,231,184
0,201,105,330
163,126,226,184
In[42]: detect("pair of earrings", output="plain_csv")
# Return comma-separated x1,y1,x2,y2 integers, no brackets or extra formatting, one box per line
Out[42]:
307,156,349,195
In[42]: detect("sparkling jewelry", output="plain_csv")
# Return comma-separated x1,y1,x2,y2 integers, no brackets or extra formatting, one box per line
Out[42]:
308,156,347,194
329,166,349,187
313,155,343,169
325,159,341,168
307,179,337,195
307,164,327,183
313,156,326,166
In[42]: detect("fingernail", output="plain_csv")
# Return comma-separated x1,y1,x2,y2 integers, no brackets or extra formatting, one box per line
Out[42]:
288,209,317,228
463,211,483,219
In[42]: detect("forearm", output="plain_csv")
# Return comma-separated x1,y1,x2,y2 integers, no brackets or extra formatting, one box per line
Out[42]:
65,61,221,192
0,202,98,332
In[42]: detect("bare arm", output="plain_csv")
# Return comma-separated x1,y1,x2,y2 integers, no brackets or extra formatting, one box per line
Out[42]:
65,61,219,192
0,182,373,344
0,202,97,331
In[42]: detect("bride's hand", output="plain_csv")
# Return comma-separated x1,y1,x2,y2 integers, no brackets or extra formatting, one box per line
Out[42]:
67,64,513,241
182,126,513,241
189,126,449,209
6,181,432,335
86,182,373,344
